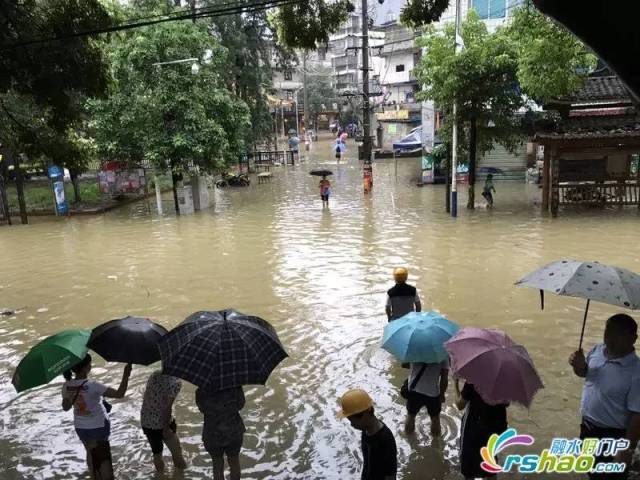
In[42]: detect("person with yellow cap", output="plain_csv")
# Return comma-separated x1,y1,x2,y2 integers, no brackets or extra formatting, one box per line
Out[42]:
338,389,397,480
385,267,421,322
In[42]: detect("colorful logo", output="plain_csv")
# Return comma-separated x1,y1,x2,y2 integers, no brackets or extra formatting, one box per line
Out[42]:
481,428,534,473
480,429,628,475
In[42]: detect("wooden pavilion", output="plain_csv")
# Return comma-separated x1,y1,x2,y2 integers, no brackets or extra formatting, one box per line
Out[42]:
535,76,640,216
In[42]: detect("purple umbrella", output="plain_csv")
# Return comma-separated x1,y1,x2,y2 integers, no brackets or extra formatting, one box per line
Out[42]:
444,327,543,407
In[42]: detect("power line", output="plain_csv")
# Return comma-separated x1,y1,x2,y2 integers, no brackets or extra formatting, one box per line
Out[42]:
4,0,302,50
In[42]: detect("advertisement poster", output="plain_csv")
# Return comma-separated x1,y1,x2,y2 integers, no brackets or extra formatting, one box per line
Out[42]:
47,166,68,215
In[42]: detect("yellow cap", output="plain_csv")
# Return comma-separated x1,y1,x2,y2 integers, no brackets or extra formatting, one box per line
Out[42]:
337,389,374,418
393,267,408,282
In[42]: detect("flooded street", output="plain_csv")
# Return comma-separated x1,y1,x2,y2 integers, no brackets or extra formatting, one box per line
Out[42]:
1,135,640,479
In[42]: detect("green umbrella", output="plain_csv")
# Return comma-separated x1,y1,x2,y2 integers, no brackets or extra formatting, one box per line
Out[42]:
12,329,91,393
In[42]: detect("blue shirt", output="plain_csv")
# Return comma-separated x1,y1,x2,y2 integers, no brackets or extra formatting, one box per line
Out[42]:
581,344,640,429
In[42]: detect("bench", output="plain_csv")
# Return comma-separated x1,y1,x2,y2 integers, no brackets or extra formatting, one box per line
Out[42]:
257,172,273,184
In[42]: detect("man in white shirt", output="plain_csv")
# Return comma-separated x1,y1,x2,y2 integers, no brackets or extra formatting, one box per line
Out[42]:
404,360,448,436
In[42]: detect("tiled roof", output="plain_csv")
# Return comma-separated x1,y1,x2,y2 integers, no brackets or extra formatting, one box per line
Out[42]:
558,76,631,104
535,112,640,140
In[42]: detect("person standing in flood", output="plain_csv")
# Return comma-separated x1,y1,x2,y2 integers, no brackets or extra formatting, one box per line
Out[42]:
319,175,331,207
338,389,397,480
482,174,496,208
61,355,132,480
140,370,187,473
196,386,246,480
385,267,421,322
569,314,640,479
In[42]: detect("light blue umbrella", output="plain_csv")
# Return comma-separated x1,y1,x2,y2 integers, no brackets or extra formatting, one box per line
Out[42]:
382,311,460,363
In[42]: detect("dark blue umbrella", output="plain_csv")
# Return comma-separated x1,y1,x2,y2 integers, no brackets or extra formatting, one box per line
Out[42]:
478,167,504,174
158,309,287,392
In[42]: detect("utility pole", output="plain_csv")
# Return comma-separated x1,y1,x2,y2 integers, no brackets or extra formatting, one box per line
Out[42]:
451,0,462,217
361,0,373,194
303,53,310,132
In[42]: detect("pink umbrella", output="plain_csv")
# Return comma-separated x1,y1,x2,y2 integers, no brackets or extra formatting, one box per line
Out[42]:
340,132,348,141
444,327,543,407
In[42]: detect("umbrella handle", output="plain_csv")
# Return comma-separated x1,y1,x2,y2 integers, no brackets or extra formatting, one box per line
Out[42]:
578,299,590,350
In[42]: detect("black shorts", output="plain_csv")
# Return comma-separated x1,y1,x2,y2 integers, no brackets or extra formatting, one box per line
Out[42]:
142,419,177,455
321,194,329,201
406,391,441,416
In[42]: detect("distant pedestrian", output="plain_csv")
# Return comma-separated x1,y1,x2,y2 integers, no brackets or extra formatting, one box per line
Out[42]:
338,389,397,480
455,379,508,480
319,175,331,207
404,360,448,436
140,371,186,473
196,387,246,480
482,174,496,207
569,314,640,479
61,355,132,480
335,140,345,160
385,267,421,322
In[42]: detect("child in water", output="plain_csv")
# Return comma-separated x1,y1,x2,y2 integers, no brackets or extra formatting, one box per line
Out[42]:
482,174,496,207
319,176,331,207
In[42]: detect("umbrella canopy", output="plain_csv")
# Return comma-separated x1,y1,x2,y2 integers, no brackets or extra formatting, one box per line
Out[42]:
340,132,348,141
382,311,459,363
478,167,504,175
288,128,297,134
310,169,333,177
516,260,640,348
158,309,288,392
445,327,544,407
12,329,91,392
88,316,168,366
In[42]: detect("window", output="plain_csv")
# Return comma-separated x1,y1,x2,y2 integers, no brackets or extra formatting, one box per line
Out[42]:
471,0,506,19
284,70,293,81
395,64,405,72
286,90,293,100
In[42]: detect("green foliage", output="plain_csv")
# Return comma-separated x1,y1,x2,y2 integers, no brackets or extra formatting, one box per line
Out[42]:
303,66,339,127
89,17,250,176
269,0,353,50
0,0,111,173
504,7,597,103
416,11,524,159
400,0,449,29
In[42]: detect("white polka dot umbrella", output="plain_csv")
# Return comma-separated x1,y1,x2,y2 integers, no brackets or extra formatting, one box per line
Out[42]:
515,260,640,349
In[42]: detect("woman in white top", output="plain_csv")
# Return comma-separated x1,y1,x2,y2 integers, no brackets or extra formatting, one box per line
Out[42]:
61,354,132,480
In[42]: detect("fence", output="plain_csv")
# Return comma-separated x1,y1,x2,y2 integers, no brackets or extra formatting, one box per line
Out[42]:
558,181,640,206
239,151,297,172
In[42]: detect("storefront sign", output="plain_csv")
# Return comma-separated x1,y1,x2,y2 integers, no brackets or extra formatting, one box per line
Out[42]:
47,165,68,215
376,110,409,121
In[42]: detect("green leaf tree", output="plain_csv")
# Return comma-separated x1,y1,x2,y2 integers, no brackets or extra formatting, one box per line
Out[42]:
89,18,250,214
0,0,112,221
302,66,340,130
416,11,524,208
504,7,597,104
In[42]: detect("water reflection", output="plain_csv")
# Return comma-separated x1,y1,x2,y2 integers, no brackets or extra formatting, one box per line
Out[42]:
1,136,639,479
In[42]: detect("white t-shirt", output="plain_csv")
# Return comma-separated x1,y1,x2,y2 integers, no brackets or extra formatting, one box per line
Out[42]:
409,361,449,397
62,379,109,430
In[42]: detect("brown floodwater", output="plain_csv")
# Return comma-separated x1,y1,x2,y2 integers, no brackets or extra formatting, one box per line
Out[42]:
1,134,640,479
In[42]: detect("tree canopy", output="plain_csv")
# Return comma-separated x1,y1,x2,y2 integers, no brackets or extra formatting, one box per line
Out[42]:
88,17,250,178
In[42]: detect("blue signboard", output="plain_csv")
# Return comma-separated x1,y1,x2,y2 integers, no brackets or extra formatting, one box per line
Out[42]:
47,166,68,215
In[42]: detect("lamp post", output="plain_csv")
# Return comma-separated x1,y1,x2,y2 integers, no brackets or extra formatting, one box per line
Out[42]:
451,0,462,218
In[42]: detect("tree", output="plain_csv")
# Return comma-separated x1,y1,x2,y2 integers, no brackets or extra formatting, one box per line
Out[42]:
88,17,250,214
416,11,524,208
400,0,449,29
504,7,597,104
269,1,353,50
302,66,339,129
0,0,112,222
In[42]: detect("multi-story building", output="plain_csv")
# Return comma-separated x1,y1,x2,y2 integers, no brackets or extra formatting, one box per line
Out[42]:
328,13,385,94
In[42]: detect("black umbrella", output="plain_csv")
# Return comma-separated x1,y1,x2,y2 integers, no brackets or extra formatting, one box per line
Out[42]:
158,309,287,392
310,169,333,177
88,316,168,365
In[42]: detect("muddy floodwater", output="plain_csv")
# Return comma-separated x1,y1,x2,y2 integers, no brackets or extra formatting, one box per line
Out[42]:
1,135,639,479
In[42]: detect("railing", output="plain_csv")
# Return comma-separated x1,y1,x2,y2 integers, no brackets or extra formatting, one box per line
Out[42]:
558,181,640,205
240,151,297,169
